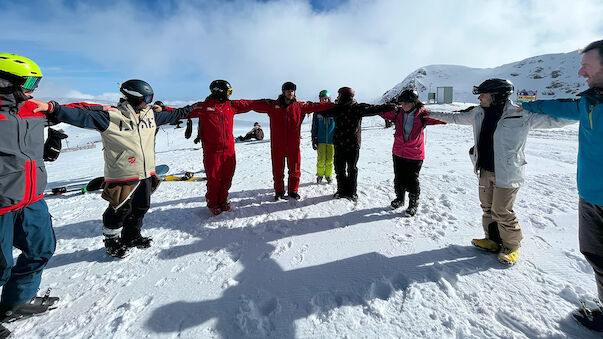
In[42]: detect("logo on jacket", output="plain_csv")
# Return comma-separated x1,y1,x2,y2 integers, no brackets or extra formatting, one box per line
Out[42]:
206,107,216,111
128,156,136,164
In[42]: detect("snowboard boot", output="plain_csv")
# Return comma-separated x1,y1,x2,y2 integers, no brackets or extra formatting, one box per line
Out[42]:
0,289,59,323
497,247,519,266
220,202,232,212
103,236,129,258
326,176,332,184
288,191,301,201
391,197,405,209
405,194,419,216
123,236,152,249
347,194,358,202
274,192,286,201
573,300,603,332
316,176,323,184
333,192,343,199
209,207,222,215
471,238,501,252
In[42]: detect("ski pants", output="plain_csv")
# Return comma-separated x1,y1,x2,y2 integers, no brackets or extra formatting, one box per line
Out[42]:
102,177,152,242
578,198,603,302
271,148,301,194
478,170,522,250
204,150,236,208
334,147,360,196
316,143,334,178
0,199,55,307
393,155,422,200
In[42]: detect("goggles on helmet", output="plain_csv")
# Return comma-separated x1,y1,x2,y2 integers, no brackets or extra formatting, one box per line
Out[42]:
227,87,233,96
143,94,154,104
472,86,481,95
22,76,42,91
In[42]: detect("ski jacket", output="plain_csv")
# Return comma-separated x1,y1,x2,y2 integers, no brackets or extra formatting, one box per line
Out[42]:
380,106,444,160
311,113,335,144
320,100,394,151
522,88,603,205
248,97,333,154
186,99,256,153
52,99,192,182
0,94,102,215
429,99,575,188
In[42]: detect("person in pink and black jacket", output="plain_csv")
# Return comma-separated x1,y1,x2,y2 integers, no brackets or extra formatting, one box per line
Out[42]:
380,89,444,216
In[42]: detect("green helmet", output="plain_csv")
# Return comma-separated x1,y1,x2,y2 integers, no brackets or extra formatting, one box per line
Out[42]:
0,53,43,90
319,90,331,98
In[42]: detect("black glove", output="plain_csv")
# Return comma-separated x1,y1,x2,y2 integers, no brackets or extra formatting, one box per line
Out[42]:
184,119,193,139
43,128,68,162
312,139,318,150
193,136,201,144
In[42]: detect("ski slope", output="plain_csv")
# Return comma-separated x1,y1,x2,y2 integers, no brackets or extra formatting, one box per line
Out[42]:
8,104,600,338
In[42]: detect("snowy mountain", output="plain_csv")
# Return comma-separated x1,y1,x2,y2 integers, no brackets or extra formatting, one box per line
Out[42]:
380,50,587,103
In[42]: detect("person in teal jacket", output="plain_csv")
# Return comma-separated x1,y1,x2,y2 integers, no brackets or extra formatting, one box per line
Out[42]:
311,90,335,184
521,39,603,332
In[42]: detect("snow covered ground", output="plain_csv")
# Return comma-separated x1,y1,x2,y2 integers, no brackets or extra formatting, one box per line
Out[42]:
9,103,600,338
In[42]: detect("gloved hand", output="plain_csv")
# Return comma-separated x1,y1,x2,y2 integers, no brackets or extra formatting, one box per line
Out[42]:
312,140,318,150
193,136,201,144
184,119,193,139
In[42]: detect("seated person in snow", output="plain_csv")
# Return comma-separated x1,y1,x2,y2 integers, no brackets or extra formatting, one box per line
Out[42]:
238,122,264,141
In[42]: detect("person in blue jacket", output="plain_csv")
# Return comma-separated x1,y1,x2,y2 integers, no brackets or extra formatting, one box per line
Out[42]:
521,39,603,332
311,90,335,184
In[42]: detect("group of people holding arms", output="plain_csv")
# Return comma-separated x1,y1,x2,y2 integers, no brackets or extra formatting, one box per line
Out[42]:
0,38,602,334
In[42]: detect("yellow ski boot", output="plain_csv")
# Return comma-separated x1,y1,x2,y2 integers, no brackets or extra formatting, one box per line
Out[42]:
497,247,519,266
471,238,500,252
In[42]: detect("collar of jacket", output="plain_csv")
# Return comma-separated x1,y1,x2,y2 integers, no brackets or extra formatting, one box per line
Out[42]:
278,94,296,107
337,98,357,106
578,87,603,103
117,99,152,121
0,92,17,108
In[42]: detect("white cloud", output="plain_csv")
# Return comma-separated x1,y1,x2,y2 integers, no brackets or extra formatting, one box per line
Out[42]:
4,0,603,102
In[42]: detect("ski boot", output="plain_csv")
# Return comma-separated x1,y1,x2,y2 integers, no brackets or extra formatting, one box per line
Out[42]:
497,247,519,266
405,194,419,216
103,236,129,258
333,192,343,199
347,194,358,202
573,299,603,332
471,238,500,252
274,192,286,201
316,176,323,184
123,236,152,249
220,202,232,212
391,197,405,209
288,192,301,201
325,177,332,184
0,289,59,323
209,206,222,215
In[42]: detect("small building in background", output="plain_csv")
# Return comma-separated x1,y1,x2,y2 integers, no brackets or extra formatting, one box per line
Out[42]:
436,86,453,104
516,89,538,103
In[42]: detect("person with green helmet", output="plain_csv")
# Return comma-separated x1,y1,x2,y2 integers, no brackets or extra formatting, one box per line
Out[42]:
0,53,108,329
311,90,335,184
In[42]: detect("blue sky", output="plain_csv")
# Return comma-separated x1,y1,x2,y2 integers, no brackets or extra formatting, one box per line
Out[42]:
2,0,602,103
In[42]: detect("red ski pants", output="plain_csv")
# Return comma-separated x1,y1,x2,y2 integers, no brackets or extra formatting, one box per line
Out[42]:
271,148,301,194
203,150,236,208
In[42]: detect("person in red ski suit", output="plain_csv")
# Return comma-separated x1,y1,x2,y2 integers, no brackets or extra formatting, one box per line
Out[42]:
248,82,333,200
186,80,256,215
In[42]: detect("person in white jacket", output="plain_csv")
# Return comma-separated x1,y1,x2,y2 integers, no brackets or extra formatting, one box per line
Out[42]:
428,78,575,265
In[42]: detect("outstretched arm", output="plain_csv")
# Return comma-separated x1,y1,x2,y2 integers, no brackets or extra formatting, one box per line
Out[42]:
525,110,577,129
522,99,581,120
300,101,335,115
427,106,477,125
359,103,396,117
31,99,111,132
155,104,193,126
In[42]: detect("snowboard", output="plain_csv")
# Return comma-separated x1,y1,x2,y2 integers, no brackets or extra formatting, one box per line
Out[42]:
164,171,206,182
573,299,603,332
48,165,170,195
0,288,58,323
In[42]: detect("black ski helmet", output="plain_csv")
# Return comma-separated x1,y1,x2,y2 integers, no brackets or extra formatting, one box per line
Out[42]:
397,88,419,103
209,80,232,97
281,81,296,92
120,79,154,105
473,78,514,96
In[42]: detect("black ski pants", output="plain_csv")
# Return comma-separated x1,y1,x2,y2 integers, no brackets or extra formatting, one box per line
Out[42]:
393,155,423,199
579,198,603,302
334,147,359,196
102,177,152,242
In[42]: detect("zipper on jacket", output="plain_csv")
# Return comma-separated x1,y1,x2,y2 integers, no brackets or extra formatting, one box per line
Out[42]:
589,104,594,129
136,120,148,176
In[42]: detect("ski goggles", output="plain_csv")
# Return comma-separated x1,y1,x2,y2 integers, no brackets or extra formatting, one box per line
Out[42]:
22,76,42,91
227,88,233,96
143,94,154,104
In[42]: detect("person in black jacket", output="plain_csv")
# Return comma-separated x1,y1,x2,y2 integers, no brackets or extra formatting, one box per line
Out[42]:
320,87,394,201
238,122,264,141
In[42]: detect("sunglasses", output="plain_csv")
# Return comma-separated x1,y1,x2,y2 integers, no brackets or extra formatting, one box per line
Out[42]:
22,76,41,91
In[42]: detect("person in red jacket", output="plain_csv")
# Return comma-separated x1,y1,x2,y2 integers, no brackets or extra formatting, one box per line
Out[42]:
380,89,444,216
186,80,256,215
248,82,333,200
